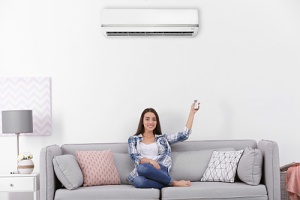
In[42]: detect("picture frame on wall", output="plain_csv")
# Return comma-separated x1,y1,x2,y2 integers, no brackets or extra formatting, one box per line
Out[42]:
0,77,52,136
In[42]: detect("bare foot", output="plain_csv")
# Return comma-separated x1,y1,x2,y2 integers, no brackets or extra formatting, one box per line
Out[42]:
173,180,191,187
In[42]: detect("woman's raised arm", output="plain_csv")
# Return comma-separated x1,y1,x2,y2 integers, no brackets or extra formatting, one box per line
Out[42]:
186,102,200,130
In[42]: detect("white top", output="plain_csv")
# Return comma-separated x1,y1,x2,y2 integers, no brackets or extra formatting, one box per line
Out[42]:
137,142,159,160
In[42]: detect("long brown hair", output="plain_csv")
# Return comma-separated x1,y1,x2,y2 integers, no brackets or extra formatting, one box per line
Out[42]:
134,108,162,136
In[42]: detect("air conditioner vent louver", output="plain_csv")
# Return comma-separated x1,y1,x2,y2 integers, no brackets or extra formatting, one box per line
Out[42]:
107,32,194,37
102,9,199,37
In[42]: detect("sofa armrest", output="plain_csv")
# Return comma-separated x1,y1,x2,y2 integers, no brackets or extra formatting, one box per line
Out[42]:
40,145,62,200
258,140,280,200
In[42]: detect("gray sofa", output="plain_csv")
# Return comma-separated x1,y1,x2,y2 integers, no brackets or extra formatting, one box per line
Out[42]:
40,139,280,200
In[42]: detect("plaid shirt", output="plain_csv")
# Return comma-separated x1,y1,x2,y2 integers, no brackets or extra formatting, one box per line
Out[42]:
127,127,192,183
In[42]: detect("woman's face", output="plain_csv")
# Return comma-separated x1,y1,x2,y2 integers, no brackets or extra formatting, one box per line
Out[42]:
143,112,157,133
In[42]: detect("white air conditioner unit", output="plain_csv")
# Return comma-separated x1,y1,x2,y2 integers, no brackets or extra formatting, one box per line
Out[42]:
101,9,199,37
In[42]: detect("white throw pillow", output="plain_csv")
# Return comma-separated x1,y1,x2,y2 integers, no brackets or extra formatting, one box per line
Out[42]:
201,150,244,183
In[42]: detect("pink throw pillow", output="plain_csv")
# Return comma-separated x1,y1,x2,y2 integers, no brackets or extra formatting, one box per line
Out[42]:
76,150,121,186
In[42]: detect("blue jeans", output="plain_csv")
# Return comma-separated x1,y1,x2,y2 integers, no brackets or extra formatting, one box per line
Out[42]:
133,163,172,189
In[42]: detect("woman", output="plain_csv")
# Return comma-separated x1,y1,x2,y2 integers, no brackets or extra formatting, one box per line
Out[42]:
128,103,200,189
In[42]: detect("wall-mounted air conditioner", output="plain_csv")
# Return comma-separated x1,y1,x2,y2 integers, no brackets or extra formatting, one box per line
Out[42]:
101,9,199,37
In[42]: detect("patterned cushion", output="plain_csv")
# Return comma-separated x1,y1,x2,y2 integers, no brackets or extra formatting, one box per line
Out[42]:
201,150,244,183
76,150,121,186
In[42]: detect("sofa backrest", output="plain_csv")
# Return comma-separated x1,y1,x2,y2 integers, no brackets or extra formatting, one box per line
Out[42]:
60,140,257,184
61,143,131,184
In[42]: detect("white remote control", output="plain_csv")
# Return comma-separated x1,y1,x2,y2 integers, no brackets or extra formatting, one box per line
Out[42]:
194,100,199,109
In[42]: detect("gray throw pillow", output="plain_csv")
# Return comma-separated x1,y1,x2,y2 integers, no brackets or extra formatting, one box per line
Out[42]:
170,148,235,181
237,147,263,185
53,154,83,190
113,153,134,184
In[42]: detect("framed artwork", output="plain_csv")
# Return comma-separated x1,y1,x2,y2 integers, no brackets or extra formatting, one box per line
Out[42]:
0,77,52,136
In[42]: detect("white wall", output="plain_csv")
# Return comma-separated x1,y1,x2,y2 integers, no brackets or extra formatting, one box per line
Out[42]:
0,0,300,199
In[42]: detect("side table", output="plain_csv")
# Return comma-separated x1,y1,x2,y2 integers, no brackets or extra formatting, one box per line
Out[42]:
0,173,39,200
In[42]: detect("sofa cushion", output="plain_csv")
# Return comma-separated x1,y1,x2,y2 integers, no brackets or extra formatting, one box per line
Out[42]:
237,147,263,185
76,150,121,186
53,154,83,190
54,185,160,200
161,182,267,200
112,152,134,184
201,150,244,183
170,148,235,181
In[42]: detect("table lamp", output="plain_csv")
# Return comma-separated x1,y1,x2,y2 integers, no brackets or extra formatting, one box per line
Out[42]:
1,110,33,158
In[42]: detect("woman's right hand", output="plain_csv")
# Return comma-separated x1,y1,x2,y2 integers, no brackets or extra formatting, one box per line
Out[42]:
141,158,161,170
149,160,161,170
